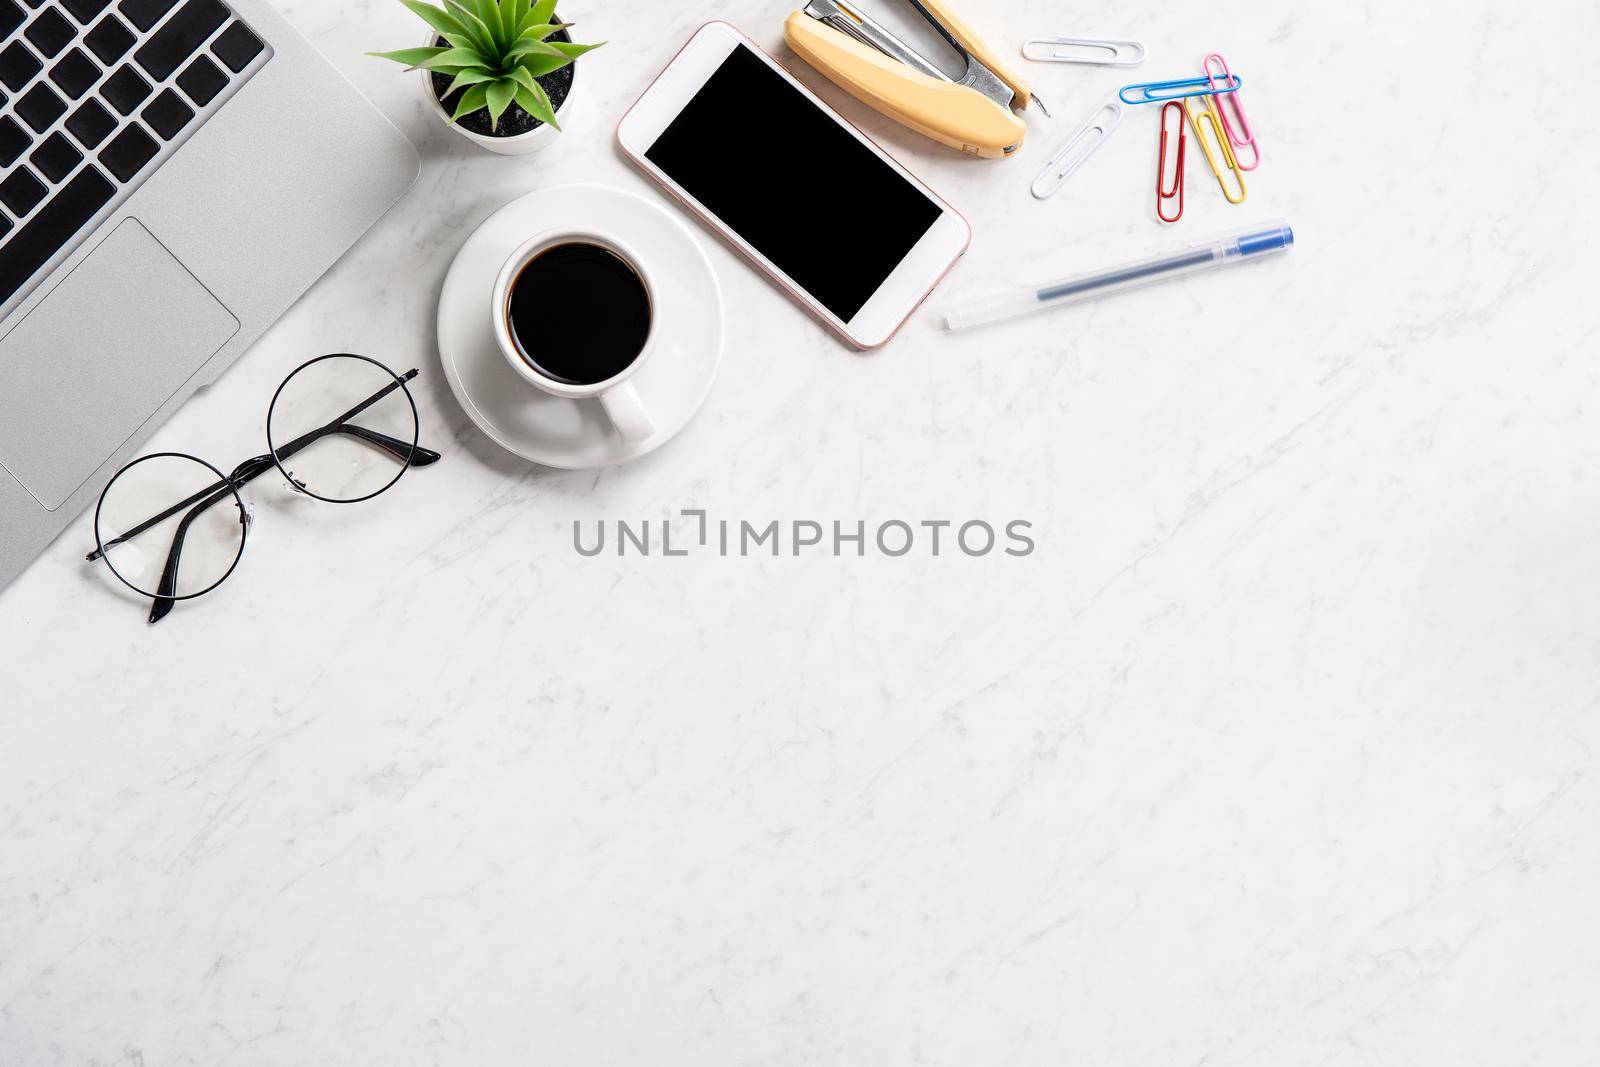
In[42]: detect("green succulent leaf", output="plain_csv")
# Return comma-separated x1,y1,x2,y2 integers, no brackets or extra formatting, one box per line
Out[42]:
512,10,546,39
444,67,496,96
428,10,486,55
498,0,524,43
419,46,484,71
474,0,510,48
397,0,465,39
513,21,561,43
443,0,497,53
451,82,490,120
545,39,601,60
368,45,449,68
514,80,558,130
485,79,517,129
504,64,536,91
384,0,600,128
515,50,572,77
507,37,563,61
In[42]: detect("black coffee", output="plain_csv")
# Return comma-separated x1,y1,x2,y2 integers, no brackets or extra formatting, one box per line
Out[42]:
507,242,652,386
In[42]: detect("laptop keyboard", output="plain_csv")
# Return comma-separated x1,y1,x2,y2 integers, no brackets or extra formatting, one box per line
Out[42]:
0,0,269,309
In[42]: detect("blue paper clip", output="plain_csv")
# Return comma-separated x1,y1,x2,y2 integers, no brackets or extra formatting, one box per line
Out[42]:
1119,74,1242,105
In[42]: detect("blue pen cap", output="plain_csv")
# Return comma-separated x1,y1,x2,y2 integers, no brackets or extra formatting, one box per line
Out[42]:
1230,220,1295,258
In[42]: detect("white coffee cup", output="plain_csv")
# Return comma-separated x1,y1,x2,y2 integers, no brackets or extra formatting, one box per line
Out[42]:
492,229,656,444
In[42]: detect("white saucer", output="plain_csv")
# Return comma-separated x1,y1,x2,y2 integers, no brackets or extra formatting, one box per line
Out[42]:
437,184,723,468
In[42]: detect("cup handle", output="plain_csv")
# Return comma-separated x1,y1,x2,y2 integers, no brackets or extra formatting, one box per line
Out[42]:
599,380,654,445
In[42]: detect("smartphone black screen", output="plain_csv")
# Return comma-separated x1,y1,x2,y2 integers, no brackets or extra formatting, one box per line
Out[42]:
645,43,943,323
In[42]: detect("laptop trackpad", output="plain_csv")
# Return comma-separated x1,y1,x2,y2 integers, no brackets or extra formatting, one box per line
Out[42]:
0,220,239,511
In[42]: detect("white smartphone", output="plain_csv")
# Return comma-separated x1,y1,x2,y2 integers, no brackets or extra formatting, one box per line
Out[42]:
617,21,971,350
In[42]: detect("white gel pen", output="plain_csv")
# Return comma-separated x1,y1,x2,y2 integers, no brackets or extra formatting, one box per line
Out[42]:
942,219,1295,332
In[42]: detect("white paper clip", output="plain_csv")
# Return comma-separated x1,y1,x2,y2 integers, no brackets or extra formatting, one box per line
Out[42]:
1021,36,1146,67
1030,100,1123,200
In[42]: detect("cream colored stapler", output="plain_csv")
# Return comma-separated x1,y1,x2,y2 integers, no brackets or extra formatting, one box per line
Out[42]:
784,0,1047,159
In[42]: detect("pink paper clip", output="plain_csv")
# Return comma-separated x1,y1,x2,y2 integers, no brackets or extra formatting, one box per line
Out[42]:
1203,53,1260,170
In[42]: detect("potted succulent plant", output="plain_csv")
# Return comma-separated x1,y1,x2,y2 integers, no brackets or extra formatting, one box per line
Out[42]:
372,0,602,155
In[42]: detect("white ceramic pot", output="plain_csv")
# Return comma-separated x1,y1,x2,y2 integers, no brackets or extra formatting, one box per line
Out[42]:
421,35,578,155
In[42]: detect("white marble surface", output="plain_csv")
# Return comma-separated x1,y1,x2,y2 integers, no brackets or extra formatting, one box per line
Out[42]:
4,0,1599,1062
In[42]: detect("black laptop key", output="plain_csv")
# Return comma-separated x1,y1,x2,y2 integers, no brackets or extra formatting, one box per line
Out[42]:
175,52,222,104
210,20,259,72
141,87,190,139
0,113,27,164
63,0,113,23
49,47,99,98
0,166,46,215
83,13,132,62
101,62,147,113
0,213,11,240
65,96,114,145
31,130,81,180
117,0,175,31
23,7,72,55
0,165,114,303
0,0,23,39
16,81,65,130
0,39,40,88
98,120,155,180
135,0,225,81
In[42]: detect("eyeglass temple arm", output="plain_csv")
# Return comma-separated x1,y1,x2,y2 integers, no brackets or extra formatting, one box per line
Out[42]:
336,424,442,467
266,369,440,475
88,424,437,566
145,455,277,623
96,369,441,624
142,424,439,623
86,455,275,563
87,370,439,563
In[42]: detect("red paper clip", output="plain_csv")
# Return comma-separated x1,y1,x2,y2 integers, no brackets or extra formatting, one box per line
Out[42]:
1156,101,1185,223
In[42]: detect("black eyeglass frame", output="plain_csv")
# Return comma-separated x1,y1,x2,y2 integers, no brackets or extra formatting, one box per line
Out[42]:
87,353,442,623
266,353,424,504
91,451,252,608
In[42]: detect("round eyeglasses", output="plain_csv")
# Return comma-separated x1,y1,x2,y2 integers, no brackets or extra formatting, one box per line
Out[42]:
87,354,442,624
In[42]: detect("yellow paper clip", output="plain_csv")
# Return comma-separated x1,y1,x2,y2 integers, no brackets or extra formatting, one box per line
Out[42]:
1184,95,1247,204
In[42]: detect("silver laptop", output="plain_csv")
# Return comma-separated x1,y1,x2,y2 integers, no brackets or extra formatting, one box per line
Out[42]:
0,0,417,592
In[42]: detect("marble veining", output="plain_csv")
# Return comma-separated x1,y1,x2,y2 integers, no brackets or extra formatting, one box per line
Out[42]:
1,0,1597,1063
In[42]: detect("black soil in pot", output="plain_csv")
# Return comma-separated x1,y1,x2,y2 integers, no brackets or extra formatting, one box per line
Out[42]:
430,27,574,138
